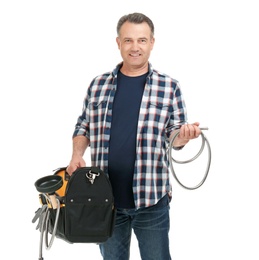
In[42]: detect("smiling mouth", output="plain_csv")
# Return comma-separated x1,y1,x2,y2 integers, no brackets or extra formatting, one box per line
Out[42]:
129,53,141,57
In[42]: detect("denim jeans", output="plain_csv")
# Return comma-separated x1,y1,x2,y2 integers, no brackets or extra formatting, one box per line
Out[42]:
99,194,171,260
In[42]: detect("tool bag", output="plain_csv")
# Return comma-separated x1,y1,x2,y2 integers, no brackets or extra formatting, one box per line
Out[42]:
33,166,116,244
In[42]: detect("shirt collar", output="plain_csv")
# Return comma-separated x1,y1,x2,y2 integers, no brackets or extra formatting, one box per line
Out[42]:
112,62,154,78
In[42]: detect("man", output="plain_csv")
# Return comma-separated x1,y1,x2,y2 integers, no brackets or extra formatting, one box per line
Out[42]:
67,12,201,260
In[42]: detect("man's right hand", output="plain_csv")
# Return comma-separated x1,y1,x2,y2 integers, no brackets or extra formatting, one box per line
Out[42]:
66,156,86,176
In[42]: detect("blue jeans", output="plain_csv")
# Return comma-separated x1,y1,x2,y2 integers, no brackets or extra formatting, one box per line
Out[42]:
99,195,171,260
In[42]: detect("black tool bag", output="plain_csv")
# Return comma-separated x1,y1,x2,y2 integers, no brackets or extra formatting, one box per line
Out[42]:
34,166,116,244
62,166,116,243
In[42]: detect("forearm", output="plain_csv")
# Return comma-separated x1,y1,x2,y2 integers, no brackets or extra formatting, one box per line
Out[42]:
72,135,90,157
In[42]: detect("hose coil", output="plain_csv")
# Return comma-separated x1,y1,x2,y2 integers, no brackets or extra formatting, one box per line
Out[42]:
168,128,211,190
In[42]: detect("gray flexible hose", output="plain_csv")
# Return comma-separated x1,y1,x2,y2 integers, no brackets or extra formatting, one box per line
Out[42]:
38,194,61,259
168,128,211,190
44,196,60,250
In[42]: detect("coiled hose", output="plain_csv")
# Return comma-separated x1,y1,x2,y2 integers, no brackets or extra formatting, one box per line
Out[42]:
168,127,211,190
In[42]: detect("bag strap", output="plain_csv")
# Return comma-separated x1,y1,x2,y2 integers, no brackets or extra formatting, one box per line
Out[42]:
91,166,100,174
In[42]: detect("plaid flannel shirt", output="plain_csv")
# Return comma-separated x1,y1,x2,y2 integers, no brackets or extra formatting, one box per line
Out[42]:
73,63,188,209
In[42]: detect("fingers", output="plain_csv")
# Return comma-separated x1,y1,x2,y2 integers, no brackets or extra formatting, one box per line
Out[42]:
193,122,200,127
179,123,201,140
66,158,86,176
66,165,77,176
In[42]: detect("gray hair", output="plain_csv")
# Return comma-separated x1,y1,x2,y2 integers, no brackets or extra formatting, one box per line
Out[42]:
116,12,154,37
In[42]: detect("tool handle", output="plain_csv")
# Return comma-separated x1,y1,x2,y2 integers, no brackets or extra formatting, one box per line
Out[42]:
49,194,58,209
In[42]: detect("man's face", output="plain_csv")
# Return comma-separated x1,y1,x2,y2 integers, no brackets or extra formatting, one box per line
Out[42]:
116,21,155,71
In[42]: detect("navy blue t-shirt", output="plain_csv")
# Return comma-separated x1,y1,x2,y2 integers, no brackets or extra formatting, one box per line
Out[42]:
108,71,147,208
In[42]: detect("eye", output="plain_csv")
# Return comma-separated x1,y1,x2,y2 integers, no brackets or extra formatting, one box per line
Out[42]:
124,39,131,43
139,38,147,44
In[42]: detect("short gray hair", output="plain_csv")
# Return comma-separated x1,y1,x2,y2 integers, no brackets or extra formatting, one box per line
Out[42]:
116,12,154,37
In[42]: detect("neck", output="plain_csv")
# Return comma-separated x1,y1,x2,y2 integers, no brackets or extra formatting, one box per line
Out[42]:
120,63,149,76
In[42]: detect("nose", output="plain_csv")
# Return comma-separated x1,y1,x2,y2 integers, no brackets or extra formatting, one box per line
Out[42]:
131,40,140,51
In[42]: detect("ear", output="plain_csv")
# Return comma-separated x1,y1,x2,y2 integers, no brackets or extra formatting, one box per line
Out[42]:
149,37,155,51
151,37,155,46
116,37,121,49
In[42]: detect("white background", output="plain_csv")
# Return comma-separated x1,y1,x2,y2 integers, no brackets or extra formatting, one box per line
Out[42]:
1,0,258,259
